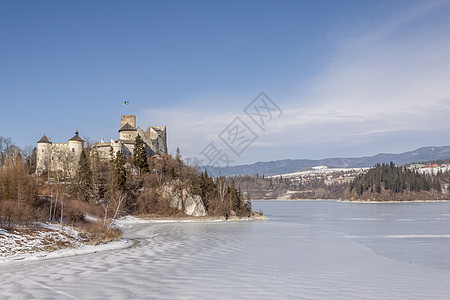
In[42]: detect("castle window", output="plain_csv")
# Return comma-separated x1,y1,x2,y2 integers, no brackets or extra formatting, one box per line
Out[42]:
72,148,74,152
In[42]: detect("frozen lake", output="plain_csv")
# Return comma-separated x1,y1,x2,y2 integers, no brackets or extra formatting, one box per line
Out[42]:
2,200,450,299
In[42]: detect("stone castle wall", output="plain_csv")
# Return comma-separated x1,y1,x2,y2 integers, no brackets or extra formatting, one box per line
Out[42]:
121,115,135,128
36,115,168,176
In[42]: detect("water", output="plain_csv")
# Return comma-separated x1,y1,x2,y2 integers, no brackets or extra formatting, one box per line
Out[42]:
1,200,450,299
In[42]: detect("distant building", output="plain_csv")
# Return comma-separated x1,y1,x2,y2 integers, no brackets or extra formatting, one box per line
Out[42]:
408,164,426,170
36,115,167,176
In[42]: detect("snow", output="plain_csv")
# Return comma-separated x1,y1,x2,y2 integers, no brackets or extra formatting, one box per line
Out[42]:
2,202,450,299
83,214,100,222
267,166,370,179
311,165,328,170
114,216,227,228
0,224,131,265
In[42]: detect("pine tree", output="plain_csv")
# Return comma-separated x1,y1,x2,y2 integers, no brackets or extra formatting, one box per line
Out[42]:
109,146,115,163
115,151,127,191
175,147,183,167
229,179,241,212
133,134,149,177
76,149,92,202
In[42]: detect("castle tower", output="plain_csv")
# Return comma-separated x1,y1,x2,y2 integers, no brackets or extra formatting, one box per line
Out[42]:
36,134,52,175
121,115,136,128
119,115,137,141
68,130,84,162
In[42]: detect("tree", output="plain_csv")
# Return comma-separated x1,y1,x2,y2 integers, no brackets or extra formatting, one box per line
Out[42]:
91,148,109,203
108,190,126,229
114,151,127,191
216,177,228,216
76,149,92,202
0,137,13,168
229,179,241,213
175,147,183,167
21,145,36,174
133,134,149,177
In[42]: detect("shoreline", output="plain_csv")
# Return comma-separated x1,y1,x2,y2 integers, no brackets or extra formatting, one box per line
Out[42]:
339,199,450,204
1,214,267,265
253,198,337,202
116,214,267,225
253,198,450,203
0,237,132,266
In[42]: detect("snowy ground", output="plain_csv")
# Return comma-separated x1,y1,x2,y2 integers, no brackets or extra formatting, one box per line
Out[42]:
0,223,131,265
267,166,370,179
0,215,230,265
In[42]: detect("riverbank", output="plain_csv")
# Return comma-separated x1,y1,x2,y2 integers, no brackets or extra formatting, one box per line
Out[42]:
255,198,450,203
340,199,450,203
116,214,267,226
1,213,267,264
0,223,130,265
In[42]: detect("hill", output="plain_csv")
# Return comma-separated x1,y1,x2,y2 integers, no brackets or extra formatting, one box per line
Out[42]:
203,146,450,177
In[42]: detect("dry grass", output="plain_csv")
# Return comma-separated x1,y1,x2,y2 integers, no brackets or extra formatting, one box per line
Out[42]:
75,221,122,245
0,200,47,229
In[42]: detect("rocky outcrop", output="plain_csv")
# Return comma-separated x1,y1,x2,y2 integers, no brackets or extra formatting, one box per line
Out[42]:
161,180,207,217
185,194,207,217
161,183,183,211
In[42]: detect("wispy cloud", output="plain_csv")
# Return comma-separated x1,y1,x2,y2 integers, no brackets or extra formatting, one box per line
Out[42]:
275,1,450,156
141,1,450,163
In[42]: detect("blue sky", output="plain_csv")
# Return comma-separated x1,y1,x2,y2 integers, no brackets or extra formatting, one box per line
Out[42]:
1,0,450,165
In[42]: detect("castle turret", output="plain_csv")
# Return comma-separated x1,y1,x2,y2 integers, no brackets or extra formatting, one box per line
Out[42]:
119,116,137,141
36,134,52,175
68,130,84,164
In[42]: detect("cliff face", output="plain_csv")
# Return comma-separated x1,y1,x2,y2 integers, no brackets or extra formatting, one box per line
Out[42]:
161,180,207,217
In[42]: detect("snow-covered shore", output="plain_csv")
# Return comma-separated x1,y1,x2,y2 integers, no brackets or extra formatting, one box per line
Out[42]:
1,214,266,265
116,214,267,225
0,223,131,265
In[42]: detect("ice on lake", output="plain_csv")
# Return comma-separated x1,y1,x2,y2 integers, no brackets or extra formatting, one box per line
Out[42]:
1,200,450,299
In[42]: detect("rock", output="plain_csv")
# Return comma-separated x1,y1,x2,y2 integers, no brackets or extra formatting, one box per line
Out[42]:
161,183,183,210
161,180,207,216
185,195,207,217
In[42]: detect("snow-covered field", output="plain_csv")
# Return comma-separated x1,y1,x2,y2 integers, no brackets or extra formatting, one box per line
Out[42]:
417,165,450,175
267,166,370,179
1,201,450,299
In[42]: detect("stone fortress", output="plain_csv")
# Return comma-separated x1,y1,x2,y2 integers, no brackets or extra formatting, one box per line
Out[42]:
36,115,167,176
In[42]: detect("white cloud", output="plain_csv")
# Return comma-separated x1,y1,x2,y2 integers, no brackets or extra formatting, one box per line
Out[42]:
140,2,450,163
274,1,450,156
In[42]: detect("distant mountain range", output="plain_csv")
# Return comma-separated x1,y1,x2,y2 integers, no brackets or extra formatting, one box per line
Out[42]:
203,146,450,177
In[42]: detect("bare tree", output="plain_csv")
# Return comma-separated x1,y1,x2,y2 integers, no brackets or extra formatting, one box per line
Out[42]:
153,156,165,187
108,191,126,229
216,177,228,217
102,200,109,228
20,145,36,174
0,137,13,167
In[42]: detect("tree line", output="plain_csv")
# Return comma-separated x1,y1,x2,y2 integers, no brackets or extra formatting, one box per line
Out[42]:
347,162,449,200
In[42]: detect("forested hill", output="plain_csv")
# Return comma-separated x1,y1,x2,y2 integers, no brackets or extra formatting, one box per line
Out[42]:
203,146,450,177
345,162,449,201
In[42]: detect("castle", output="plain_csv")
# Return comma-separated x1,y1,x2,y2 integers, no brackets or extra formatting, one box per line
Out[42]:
36,115,167,176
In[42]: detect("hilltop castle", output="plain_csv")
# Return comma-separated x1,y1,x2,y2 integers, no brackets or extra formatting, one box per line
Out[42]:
36,115,167,176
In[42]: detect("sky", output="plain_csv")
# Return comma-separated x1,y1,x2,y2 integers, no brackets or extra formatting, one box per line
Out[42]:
1,0,450,166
